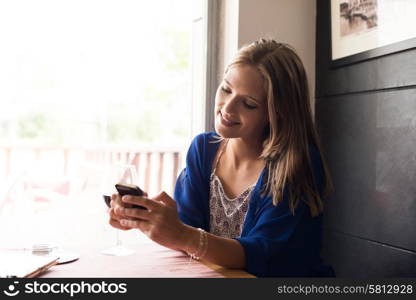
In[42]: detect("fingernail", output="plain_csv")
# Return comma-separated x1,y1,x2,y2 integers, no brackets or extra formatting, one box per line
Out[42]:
120,219,127,226
122,195,130,202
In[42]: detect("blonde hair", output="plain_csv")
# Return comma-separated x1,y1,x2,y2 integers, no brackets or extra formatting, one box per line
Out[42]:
225,39,333,217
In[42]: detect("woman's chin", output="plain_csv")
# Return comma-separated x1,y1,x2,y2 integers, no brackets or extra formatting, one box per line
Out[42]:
214,125,239,139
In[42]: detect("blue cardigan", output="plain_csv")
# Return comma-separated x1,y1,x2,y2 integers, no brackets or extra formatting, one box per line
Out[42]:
174,132,334,277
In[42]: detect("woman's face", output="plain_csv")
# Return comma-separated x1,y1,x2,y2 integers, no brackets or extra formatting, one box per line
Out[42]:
214,64,268,141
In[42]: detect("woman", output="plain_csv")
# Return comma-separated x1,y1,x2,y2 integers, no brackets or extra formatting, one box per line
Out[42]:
109,39,334,277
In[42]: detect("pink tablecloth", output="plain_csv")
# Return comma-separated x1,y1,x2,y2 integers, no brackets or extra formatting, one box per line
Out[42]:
41,241,224,278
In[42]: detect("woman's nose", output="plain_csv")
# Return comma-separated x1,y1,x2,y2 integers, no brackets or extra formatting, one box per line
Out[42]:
222,96,238,114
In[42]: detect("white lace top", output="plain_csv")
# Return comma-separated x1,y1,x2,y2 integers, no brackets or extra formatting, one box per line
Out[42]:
208,140,255,238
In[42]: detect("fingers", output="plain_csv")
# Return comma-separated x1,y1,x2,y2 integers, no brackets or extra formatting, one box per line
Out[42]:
108,208,131,230
110,193,130,208
114,206,152,221
109,218,130,230
110,194,153,228
119,218,148,230
110,193,135,219
110,194,120,209
153,191,176,210
109,207,124,222
108,196,148,231
120,195,159,211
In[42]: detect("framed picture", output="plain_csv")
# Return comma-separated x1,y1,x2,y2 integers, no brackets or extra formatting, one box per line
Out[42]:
330,0,416,67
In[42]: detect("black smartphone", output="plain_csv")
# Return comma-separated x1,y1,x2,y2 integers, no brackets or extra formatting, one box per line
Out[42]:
114,183,146,210
103,194,112,208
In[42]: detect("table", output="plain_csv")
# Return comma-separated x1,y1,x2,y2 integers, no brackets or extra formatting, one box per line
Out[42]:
40,240,255,278
1,188,254,278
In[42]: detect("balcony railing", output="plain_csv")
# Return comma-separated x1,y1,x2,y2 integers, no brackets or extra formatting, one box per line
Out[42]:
0,144,184,204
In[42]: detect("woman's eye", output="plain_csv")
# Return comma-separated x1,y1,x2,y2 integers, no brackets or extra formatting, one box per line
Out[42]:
244,102,257,109
221,87,231,94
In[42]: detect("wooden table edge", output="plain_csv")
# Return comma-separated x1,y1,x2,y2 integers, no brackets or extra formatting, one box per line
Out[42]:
199,261,256,278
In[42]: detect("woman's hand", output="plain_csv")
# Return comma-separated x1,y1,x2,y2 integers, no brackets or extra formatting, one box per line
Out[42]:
108,193,132,230
152,191,177,210
108,190,149,230
113,192,189,251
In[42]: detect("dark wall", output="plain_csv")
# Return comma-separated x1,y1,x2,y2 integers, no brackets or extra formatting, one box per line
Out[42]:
315,0,416,277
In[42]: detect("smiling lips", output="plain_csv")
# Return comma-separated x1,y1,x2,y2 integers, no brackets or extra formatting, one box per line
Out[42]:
219,111,240,127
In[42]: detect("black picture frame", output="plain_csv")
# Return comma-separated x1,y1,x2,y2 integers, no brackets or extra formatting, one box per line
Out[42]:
331,37,416,68
330,0,416,68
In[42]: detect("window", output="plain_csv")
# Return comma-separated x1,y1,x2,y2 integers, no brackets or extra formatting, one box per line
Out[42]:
0,0,209,248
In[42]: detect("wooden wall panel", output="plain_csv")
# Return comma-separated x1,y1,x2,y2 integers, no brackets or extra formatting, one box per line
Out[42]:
316,0,416,276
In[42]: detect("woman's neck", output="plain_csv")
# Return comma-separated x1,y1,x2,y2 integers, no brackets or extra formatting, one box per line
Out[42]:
225,138,264,170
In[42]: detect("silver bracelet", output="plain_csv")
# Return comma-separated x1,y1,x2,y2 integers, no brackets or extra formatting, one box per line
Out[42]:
187,228,208,260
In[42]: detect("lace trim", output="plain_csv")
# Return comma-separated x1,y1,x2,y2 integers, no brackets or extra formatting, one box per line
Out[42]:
208,173,254,238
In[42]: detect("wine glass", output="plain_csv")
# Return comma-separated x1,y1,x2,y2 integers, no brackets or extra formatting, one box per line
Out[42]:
101,163,138,256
